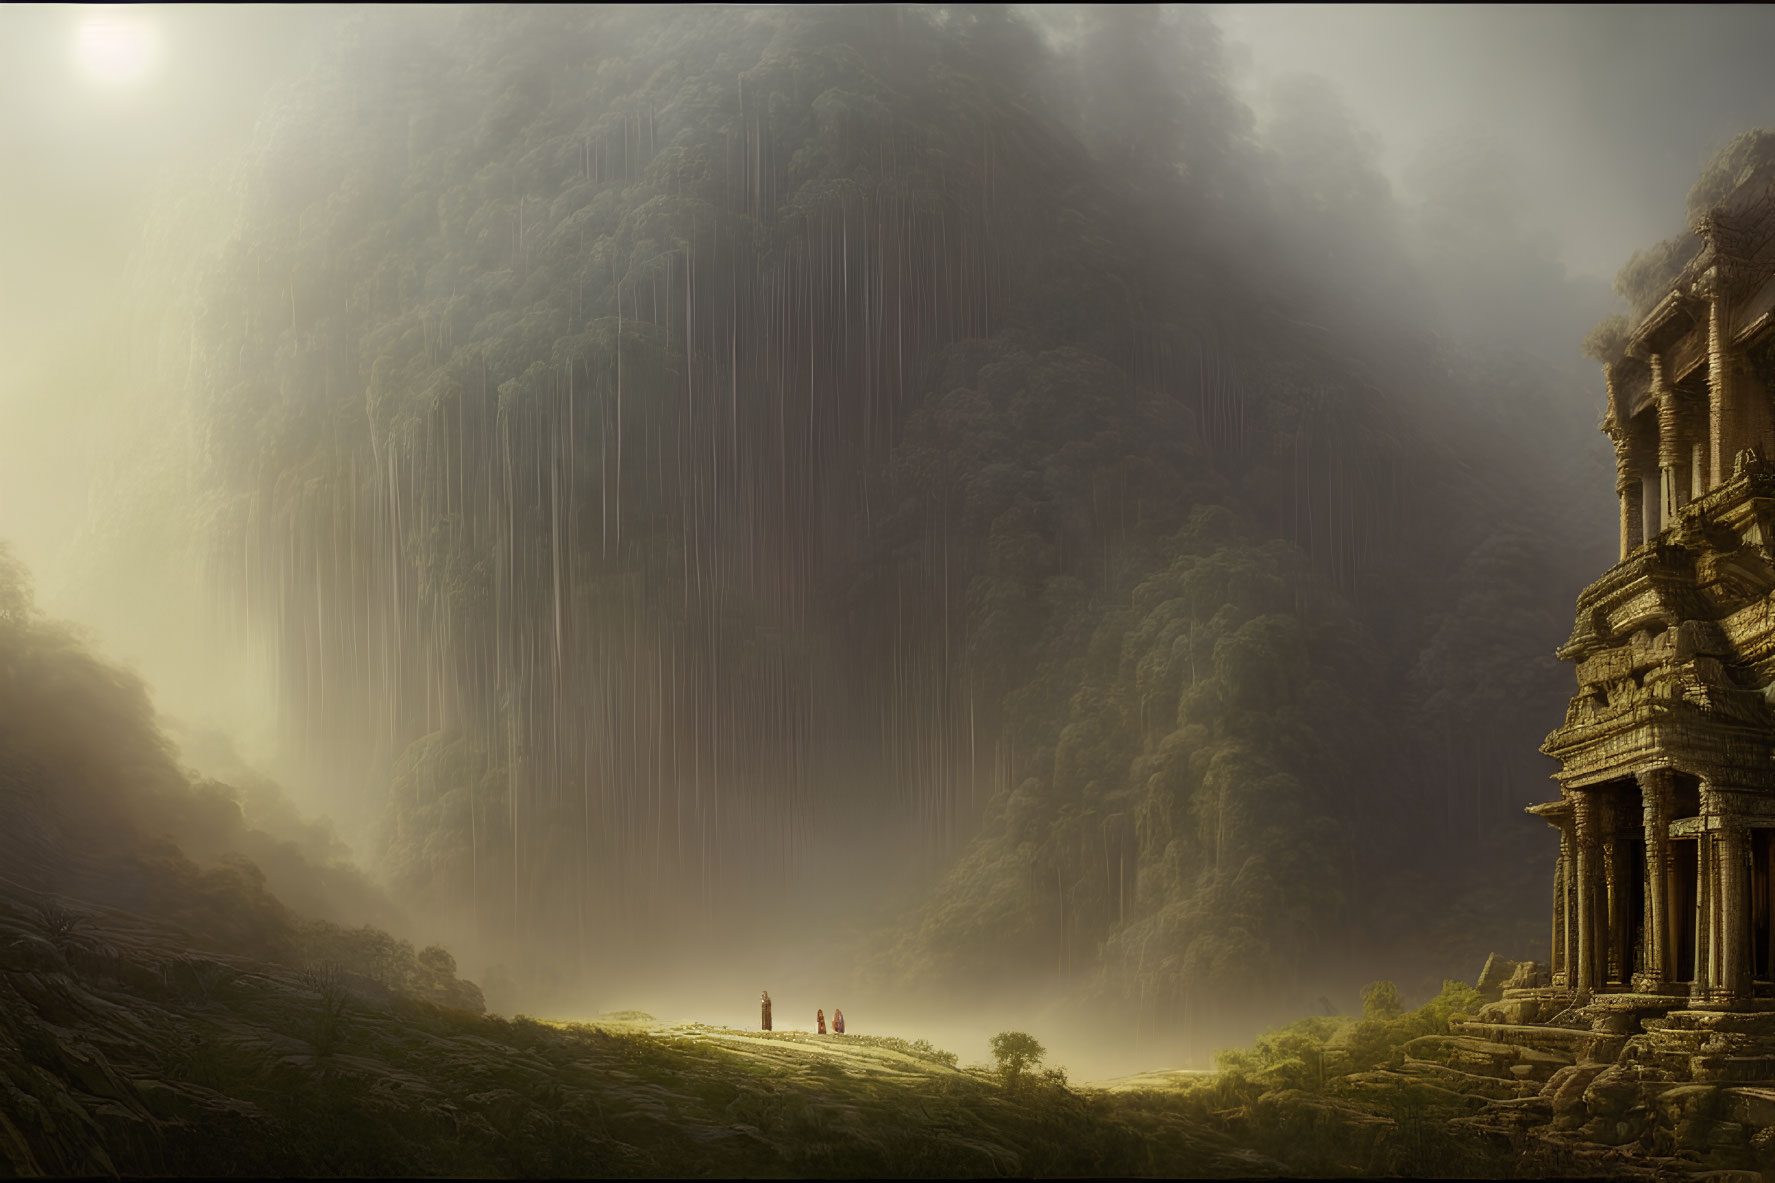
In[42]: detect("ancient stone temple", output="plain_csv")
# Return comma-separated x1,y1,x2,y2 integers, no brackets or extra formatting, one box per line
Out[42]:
1532,159,1775,1012
1423,162,1775,1157
1389,162,1775,1167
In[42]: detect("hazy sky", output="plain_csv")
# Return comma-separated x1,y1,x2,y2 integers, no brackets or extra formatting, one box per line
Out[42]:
0,5,341,577
0,4,340,344
1215,4,1775,281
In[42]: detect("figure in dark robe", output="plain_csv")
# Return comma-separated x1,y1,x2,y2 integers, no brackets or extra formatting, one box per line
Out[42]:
761,991,772,1031
816,1008,826,1034
833,1009,845,1034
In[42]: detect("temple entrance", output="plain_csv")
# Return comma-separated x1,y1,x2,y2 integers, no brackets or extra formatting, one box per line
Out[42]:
1672,837,1698,984
1613,815,1646,986
1599,779,1645,987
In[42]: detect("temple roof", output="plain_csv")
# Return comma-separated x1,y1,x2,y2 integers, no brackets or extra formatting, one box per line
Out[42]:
1622,158,1775,358
1627,289,1701,358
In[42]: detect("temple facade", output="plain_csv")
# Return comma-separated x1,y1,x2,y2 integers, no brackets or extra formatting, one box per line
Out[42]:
1535,161,1775,1009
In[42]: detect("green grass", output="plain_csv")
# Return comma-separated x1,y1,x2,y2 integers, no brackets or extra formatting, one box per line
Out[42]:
0,899,1686,1179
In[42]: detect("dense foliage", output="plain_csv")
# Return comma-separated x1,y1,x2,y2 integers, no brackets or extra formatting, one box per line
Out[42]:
1214,979,1483,1092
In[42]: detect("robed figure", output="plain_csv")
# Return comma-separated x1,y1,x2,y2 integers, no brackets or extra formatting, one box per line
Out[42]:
816,1008,826,1034
761,991,772,1031
833,1009,845,1034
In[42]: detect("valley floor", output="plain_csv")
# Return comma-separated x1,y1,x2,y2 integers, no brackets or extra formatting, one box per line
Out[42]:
0,874,1740,1178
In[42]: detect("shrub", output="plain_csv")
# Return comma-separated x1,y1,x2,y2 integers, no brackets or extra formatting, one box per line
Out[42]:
989,1030,1046,1087
1360,979,1402,1020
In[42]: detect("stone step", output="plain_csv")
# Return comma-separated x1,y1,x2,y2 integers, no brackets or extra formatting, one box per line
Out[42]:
1398,1058,1533,1100
1652,1008,1775,1037
1453,1020,1599,1055
1401,1035,1517,1075
1689,1053,1775,1083
1618,1043,1695,1077
1405,1032,1575,1082
1513,1045,1576,1074
1723,1085,1775,1126
1332,1070,1491,1110
1476,991,1570,1026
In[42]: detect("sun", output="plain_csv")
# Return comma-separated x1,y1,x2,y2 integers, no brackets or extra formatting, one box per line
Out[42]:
73,12,157,86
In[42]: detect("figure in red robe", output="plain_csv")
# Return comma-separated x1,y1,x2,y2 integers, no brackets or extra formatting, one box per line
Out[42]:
816,1008,826,1034
761,991,772,1031
833,1009,845,1034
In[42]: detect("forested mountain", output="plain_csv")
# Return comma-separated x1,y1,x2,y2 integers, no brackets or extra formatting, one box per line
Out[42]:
76,4,1614,1039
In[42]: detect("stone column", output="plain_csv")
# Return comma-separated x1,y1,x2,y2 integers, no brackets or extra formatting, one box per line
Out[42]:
1612,430,1643,559
1562,817,1576,980
1575,795,1599,997
1694,833,1713,1002
1554,852,1569,980
1721,823,1753,1004
1641,771,1671,989
1705,265,1731,488
1701,243,1767,485
1655,358,1688,529
1712,834,1726,997
1619,470,1644,558
1557,822,1575,986
1641,469,1661,545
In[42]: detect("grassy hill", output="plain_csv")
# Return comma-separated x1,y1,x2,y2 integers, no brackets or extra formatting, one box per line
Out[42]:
3,856,1705,1178
0,865,1266,1178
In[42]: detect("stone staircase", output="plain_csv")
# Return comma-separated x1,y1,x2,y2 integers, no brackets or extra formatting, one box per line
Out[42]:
1390,1031,1576,1105
1410,961,1775,1170
1633,1009,1775,1083
1452,1018,1611,1062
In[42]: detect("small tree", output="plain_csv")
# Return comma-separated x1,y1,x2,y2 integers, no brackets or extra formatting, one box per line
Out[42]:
989,1030,1046,1088
1361,980,1402,1021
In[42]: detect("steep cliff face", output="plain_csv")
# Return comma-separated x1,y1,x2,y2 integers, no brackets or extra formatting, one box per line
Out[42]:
91,4,1610,1021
